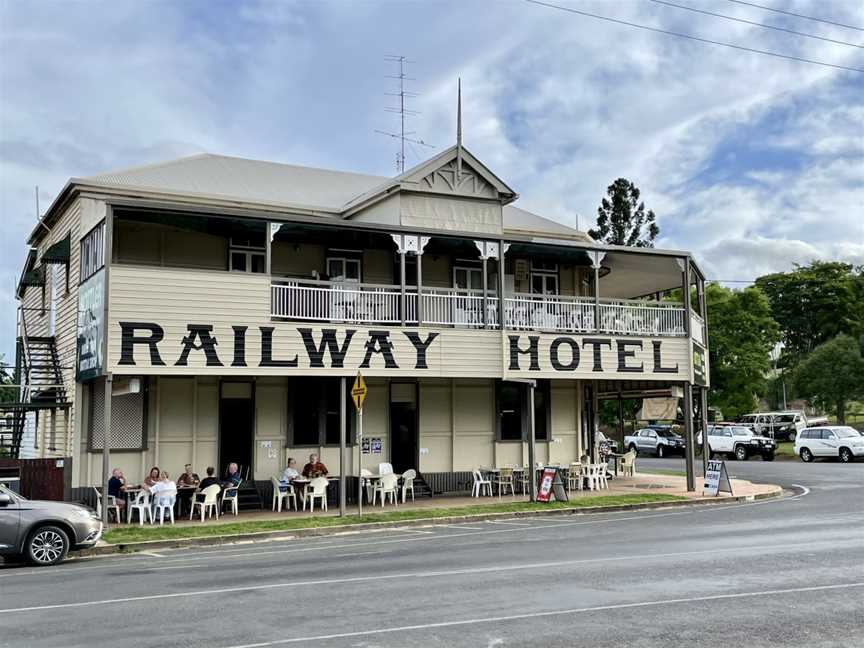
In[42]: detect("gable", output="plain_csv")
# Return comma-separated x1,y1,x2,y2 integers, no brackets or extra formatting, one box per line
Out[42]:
417,158,498,200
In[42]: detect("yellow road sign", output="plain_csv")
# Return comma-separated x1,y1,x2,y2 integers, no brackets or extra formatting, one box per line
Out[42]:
351,372,367,412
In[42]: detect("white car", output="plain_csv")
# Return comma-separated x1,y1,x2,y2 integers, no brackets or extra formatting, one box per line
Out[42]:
699,424,776,461
795,426,864,463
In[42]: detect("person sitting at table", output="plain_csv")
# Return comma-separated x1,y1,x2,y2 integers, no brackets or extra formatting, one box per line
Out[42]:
107,468,127,515
177,464,199,488
222,462,242,488
194,467,220,503
302,453,328,478
281,458,300,483
148,470,176,495
143,466,161,488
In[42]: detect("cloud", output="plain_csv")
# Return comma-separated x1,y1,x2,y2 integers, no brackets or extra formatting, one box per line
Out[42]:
1,0,862,360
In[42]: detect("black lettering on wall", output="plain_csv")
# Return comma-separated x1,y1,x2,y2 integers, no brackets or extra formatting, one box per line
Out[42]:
231,326,248,367
359,330,399,369
403,331,439,369
616,340,644,373
550,337,580,371
652,340,679,373
118,321,166,366
299,328,355,368
175,324,223,367
508,335,540,371
259,326,298,367
582,338,612,372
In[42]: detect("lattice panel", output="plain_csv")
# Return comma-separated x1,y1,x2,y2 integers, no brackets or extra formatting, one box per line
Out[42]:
89,380,145,450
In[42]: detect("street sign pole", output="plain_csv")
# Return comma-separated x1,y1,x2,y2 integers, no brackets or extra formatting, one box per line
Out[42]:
351,372,368,518
339,377,346,517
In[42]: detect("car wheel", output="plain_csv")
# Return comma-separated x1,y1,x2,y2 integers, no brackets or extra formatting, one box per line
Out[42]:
763,452,775,462
657,445,665,458
25,526,69,566
839,447,854,463
628,444,638,456
800,447,813,463
734,445,748,461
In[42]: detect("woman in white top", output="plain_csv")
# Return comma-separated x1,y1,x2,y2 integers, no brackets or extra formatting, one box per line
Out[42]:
281,458,300,483
149,471,177,494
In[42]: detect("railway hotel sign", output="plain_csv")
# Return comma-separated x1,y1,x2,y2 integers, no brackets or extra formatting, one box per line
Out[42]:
114,321,685,379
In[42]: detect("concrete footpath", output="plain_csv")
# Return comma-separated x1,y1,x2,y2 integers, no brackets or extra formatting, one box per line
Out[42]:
80,472,783,557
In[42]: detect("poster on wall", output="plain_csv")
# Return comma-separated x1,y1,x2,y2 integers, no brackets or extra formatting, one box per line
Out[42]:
371,437,382,454
693,343,708,387
76,269,105,381
361,437,371,454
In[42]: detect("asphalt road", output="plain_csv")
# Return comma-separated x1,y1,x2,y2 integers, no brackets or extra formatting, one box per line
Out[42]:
1,457,862,648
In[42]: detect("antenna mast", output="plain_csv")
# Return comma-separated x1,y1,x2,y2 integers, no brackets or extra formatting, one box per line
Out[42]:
376,55,433,173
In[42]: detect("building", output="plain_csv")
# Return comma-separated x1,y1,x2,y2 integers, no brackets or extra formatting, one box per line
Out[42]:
2,139,710,500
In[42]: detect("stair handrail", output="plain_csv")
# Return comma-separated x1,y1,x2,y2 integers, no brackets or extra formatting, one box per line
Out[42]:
16,305,32,404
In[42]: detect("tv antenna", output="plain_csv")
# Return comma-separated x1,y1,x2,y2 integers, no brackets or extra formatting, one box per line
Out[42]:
375,55,433,173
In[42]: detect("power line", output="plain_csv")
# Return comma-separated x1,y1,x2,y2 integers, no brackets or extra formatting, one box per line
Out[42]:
524,0,864,73
649,0,864,49
724,0,864,32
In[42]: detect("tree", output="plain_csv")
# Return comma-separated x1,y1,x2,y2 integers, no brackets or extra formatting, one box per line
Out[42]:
704,284,780,419
0,354,15,404
589,178,659,247
794,334,864,424
755,262,864,365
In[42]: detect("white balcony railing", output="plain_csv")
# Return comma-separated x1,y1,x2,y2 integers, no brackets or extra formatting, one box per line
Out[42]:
272,280,687,336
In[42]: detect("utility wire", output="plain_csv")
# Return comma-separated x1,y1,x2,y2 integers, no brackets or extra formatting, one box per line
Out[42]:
524,0,864,73
724,0,864,32
649,0,864,49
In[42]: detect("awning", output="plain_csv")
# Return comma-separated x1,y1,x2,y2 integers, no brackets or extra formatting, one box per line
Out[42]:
41,234,70,264
19,265,45,288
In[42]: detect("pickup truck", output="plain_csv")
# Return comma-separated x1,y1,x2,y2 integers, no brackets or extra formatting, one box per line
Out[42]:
625,428,686,458
737,411,828,442
699,424,776,461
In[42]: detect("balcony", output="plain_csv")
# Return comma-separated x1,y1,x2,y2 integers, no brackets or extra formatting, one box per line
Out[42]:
271,279,687,336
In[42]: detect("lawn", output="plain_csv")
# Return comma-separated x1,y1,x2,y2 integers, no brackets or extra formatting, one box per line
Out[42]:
774,442,798,460
103,493,685,544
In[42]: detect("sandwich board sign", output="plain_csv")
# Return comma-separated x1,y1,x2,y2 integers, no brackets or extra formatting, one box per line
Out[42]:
537,466,568,503
351,372,367,412
704,460,733,496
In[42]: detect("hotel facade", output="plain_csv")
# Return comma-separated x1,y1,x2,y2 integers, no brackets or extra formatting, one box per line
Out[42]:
3,144,710,498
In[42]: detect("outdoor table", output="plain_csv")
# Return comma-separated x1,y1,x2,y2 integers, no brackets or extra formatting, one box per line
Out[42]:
606,453,622,477
291,476,338,507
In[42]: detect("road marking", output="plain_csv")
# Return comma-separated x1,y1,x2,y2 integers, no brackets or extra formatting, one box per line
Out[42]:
486,520,530,526
222,581,864,647
4,538,862,613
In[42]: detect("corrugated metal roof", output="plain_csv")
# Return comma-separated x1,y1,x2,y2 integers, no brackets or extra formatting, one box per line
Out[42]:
83,152,589,239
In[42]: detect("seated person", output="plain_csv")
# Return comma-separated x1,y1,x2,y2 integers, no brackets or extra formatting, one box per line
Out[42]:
222,462,243,488
107,468,127,513
149,471,176,495
195,467,220,502
143,466,161,488
177,464,199,487
302,453,329,478
281,458,300,483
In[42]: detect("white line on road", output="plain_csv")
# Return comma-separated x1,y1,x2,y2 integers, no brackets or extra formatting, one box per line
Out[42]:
4,538,861,614
223,581,864,647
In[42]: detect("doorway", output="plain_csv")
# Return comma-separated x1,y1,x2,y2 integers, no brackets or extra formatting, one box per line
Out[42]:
389,382,418,474
219,381,255,477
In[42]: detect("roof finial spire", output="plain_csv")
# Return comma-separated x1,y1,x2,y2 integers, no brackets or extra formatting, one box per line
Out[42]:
456,78,463,182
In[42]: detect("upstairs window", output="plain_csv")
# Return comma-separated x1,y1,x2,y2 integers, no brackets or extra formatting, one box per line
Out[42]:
80,222,105,281
229,236,265,273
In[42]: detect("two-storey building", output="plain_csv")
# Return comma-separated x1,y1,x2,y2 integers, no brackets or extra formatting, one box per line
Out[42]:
3,142,710,500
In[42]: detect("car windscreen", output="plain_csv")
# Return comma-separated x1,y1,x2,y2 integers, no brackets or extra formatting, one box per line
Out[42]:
834,428,860,438
656,430,678,438
0,484,24,501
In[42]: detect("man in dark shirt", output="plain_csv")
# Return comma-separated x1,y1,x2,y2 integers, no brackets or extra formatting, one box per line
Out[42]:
302,453,329,478
107,468,127,516
194,466,220,503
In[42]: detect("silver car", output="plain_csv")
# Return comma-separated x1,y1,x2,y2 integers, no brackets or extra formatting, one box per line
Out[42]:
0,484,103,566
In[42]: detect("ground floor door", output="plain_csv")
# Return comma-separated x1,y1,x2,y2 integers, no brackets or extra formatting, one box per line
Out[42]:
219,381,254,477
389,382,418,474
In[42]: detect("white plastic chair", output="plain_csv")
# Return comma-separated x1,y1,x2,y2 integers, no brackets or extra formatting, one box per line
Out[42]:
221,484,240,516
401,469,416,503
361,468,374,503
376,473,399,506
271,477,296,512
378,462,394,476
128,490,152,525
567,463,584,491
152,489,176,525
93,487,121,523
495,467,515,498
596,463,609,490
190,484,221,521
471,470,492,497
303,477,329,512
620,451,636,477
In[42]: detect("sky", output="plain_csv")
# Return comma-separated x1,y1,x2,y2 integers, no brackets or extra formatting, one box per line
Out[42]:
1,0,862,362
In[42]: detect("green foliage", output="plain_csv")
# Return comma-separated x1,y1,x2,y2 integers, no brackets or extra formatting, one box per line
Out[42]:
589,178,659,247
755,262,864,365
0,355,16,404
705,284,780,419
794,334,864,424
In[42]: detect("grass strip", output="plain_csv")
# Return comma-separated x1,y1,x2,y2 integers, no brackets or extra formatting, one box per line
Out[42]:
104,493,685,544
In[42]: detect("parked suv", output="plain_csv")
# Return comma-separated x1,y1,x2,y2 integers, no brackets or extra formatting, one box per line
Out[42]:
625,428,686,457
795,426,864,463
0,484,103,566
700,424,776,461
